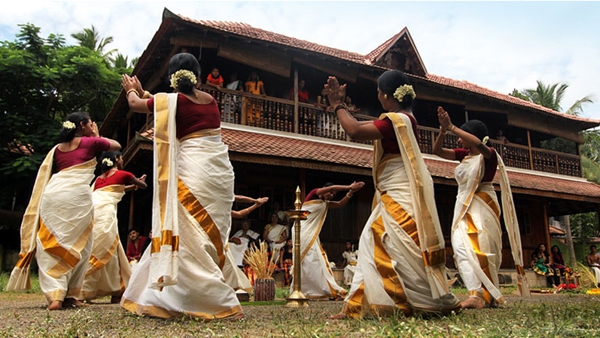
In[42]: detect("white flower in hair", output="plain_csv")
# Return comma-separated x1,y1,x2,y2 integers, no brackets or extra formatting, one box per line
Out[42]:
62,121,76,130
170,70,197,89
393,84,416,102
102,158,114,167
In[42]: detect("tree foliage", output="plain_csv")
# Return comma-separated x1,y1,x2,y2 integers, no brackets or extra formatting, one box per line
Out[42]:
0,23,131,211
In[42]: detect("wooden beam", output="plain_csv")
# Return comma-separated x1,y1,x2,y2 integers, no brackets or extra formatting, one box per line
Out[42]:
508,111,584,143
169,35,219,49
292,56,358,83
219,41,291,78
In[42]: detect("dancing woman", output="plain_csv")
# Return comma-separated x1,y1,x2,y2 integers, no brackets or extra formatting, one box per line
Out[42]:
120,53,242,320
433,107,529,308
294,181,364,299
6,112,120,310
79,151,147,303
326,71,460,318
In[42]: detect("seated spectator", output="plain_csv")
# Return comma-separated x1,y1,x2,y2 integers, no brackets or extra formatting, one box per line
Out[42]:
278,239,294,286
549,245,567,286
206,67,224,88
229,220,260,267
586,245,600,287
126,228,148,263
531,243,556,287
341,241,358,286
288,79,309,103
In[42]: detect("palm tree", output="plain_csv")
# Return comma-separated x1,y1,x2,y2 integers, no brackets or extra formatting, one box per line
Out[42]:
516,80,594,116
71,25,117,61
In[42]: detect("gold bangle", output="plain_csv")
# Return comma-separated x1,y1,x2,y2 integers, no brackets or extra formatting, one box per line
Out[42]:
126,89,140,98
448,124,455,131
346,193,353,198
439,127,446,134
141,90,151,99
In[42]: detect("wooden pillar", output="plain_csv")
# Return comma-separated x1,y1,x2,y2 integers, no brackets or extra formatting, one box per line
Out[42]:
293,68,299,134
527,130,533,171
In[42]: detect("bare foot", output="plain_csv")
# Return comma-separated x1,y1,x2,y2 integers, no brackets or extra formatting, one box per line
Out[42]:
461,296,484,309
48,300,62,310
62,298,84,308
330,312,347,320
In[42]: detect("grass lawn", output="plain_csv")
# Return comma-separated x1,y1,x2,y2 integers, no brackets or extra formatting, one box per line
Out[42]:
1,273,599,337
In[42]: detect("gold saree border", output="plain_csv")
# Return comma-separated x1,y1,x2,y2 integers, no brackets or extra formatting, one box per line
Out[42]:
121,298,243,320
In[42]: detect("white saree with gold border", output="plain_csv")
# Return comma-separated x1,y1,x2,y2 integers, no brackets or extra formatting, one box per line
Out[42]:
451,151,529,303
291,199,347,299
6,147,96,303
80,184,131,300
343,113,460,318
121,93,242,319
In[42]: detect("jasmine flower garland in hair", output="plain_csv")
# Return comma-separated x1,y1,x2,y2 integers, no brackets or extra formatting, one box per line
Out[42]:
102,158,114,167
170,70,197,89
62,121,76,129
393,84,416,102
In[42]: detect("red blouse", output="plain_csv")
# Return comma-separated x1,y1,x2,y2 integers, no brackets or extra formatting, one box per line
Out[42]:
54,137,111,171
147,94,221,139
453,147,498,182
94,170,135,190
304,188,320,202
372,114,419,154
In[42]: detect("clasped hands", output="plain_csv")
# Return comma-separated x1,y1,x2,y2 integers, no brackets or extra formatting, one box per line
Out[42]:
437,106,454,133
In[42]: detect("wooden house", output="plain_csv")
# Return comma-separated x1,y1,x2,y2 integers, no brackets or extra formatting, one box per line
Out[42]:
100,8,600,271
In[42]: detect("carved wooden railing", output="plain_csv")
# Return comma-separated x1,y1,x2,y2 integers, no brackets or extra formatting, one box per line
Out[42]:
127,87,582,178
417,127,582,177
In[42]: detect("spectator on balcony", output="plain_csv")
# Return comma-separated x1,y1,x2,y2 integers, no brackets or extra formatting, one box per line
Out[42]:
288,79,309,103
222,72,244,123
344,96,360,113
495,129,509,144
327,71,461,319
206,67,224,89
245,71,265,126
434,110,527,308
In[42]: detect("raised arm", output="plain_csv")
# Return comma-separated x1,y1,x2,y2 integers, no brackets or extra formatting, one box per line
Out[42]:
325,77,382,140
122,74,152,114
438,106,492,159
433,107,457,160
231,197,268,219
125,174,148,192
328,181,365,209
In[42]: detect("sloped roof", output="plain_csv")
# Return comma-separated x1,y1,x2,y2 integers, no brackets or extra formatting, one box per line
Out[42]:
136,124,600,202
167,9,599,126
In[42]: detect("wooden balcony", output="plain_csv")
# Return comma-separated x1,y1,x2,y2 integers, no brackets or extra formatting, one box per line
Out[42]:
126,86,582,178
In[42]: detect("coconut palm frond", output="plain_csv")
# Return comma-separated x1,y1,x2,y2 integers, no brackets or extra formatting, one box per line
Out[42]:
576,262,597,288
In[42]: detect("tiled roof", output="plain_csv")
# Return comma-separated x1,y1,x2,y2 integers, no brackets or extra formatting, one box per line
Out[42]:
549,225,566,235
424,74,597,123
138,125,600,199
177,16,365,64
171,11,599,126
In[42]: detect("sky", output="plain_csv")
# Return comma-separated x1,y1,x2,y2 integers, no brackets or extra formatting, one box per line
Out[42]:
2,1,599,122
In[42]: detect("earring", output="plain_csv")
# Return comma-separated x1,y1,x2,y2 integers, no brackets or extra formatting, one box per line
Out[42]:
384,94,388,99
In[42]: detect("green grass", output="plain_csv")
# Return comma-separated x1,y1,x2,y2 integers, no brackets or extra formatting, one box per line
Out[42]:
2,273,600,337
